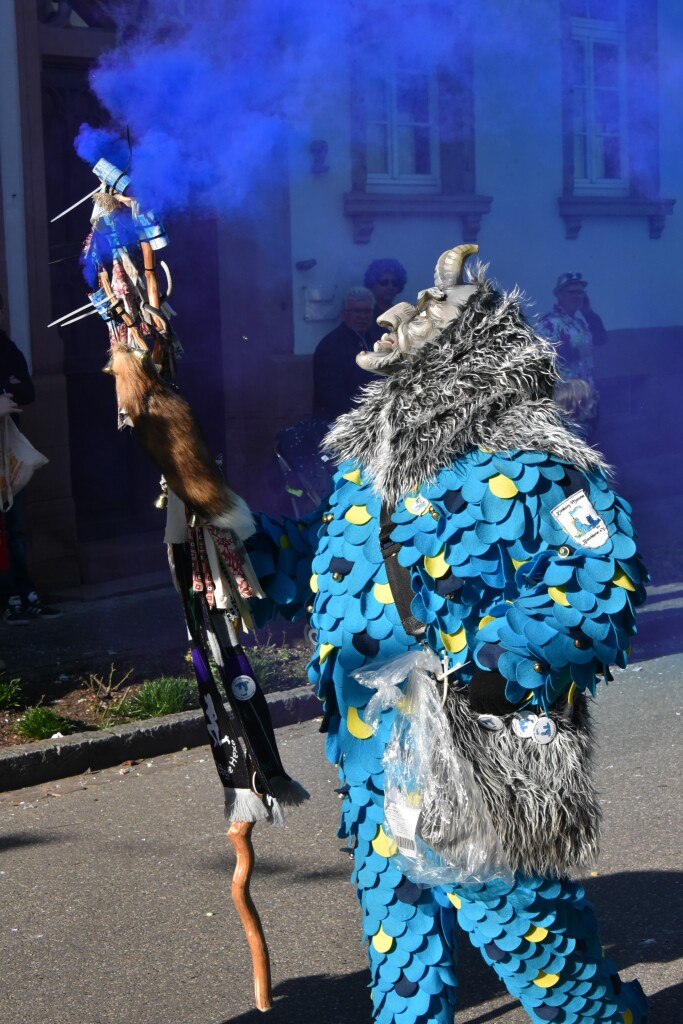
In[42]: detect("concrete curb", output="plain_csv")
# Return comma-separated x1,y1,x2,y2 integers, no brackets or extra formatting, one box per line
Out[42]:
0,685,321,793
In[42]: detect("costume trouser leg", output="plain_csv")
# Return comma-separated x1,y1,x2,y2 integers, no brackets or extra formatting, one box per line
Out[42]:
335,685,645,1024
350,812,458,1024
451,875,647,1024
2,492,34,600
345,786,646,1024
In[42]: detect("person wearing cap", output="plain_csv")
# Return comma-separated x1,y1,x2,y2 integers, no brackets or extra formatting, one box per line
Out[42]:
312,287,377,423
538,273,607,440
363,258,408,342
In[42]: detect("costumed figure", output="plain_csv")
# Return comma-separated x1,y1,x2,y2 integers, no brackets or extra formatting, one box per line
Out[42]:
50,155,309,1011
537,273,608,441
247,243,648,1023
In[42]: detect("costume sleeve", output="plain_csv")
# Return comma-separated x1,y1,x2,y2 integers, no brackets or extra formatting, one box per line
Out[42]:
399,450,647,711
245,506,323,627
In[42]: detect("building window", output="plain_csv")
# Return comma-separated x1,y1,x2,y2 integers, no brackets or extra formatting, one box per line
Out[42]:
570,5,627,193
365,69,440,193
345,44,492,244
559,0,674,238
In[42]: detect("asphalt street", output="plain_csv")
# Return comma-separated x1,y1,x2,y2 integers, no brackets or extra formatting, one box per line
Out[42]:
0,653,681,1024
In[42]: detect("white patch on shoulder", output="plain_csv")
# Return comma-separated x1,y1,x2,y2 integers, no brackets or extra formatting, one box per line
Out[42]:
550,489,609,549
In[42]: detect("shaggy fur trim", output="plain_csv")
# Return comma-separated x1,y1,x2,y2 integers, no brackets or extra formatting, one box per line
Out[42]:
324,270,607,503
420,690,600,878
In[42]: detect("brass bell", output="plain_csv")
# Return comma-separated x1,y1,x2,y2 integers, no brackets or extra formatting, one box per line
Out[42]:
332,571,343,582
154,477,168,510
558,545,571,558
322,513,334,524
533,662,544,673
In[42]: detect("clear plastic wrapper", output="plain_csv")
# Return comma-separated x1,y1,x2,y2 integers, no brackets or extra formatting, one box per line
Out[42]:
352,650,513,886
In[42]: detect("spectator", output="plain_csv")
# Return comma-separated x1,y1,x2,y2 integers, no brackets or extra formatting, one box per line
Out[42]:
312,287,376,423
0,292,61,623
538,272,607,440
363,258,407,341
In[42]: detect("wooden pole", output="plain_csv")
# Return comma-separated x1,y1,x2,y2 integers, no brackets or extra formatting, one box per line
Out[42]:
227,820,273,1012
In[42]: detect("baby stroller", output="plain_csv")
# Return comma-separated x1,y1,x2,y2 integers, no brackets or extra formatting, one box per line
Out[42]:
274,418,336,517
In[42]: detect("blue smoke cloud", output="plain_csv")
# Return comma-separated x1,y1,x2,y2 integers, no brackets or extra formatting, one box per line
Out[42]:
75,0,479,214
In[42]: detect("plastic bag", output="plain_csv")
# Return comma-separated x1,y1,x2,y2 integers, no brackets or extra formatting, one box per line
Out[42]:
0,417,48,510
352,649,512,886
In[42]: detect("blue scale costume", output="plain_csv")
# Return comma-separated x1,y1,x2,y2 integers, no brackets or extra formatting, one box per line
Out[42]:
247,256,648,1024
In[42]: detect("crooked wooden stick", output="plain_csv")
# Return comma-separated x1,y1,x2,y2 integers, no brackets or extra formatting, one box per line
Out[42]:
227,820,272,1012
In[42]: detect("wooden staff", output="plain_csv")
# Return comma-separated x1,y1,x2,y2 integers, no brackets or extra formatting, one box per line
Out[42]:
227,821,273,1011
88,175,275,1012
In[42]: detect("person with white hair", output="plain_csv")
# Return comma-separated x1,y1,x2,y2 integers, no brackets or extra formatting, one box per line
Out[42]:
312,286,376,422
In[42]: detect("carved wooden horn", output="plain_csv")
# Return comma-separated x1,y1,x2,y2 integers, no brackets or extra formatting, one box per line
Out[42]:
434,243,479,290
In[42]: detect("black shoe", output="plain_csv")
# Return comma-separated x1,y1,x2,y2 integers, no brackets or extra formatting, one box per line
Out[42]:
4,598,30,625
23,591,63,620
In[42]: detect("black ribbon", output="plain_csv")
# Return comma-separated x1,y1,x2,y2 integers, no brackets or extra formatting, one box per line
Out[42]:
169,542,295,804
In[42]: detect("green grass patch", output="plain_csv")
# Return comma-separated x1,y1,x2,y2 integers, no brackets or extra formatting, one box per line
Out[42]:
117,676,198,721
0,677,22,711
16,705,77,741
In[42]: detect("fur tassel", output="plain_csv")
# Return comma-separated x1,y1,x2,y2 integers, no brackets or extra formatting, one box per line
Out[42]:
268,798,286,826
224,787,271,824
268,775,310,806
324,271,607,504
108,345,255,537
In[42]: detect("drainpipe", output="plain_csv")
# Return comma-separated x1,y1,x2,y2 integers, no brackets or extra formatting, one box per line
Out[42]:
0,0,31,367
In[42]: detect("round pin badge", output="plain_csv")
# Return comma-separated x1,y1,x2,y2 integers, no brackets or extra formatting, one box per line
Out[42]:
477,714,505,732
512,711,537,739
532,716,557,744
231,675,256,701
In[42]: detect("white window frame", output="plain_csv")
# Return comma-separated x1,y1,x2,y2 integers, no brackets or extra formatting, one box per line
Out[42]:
365,69,441,194
570,13,629,195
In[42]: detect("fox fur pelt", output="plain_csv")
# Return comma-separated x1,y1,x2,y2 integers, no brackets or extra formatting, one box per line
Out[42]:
324,268,607,504
107,345,254,539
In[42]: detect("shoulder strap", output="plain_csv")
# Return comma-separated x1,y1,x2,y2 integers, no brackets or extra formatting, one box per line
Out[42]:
379,501,427,639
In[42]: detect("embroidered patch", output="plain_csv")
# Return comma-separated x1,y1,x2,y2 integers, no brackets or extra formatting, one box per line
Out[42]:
550,489,609,549
405,494,430,516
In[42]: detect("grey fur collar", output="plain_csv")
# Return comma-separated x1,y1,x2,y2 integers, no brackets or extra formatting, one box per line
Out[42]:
324,271,606,503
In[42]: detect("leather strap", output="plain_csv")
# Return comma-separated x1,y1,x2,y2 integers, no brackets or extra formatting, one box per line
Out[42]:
379,502,427,638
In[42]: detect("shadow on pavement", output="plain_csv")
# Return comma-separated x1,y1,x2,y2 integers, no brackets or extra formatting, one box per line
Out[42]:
646,980,683,1020
220,971,371,1023
0,830,72,852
